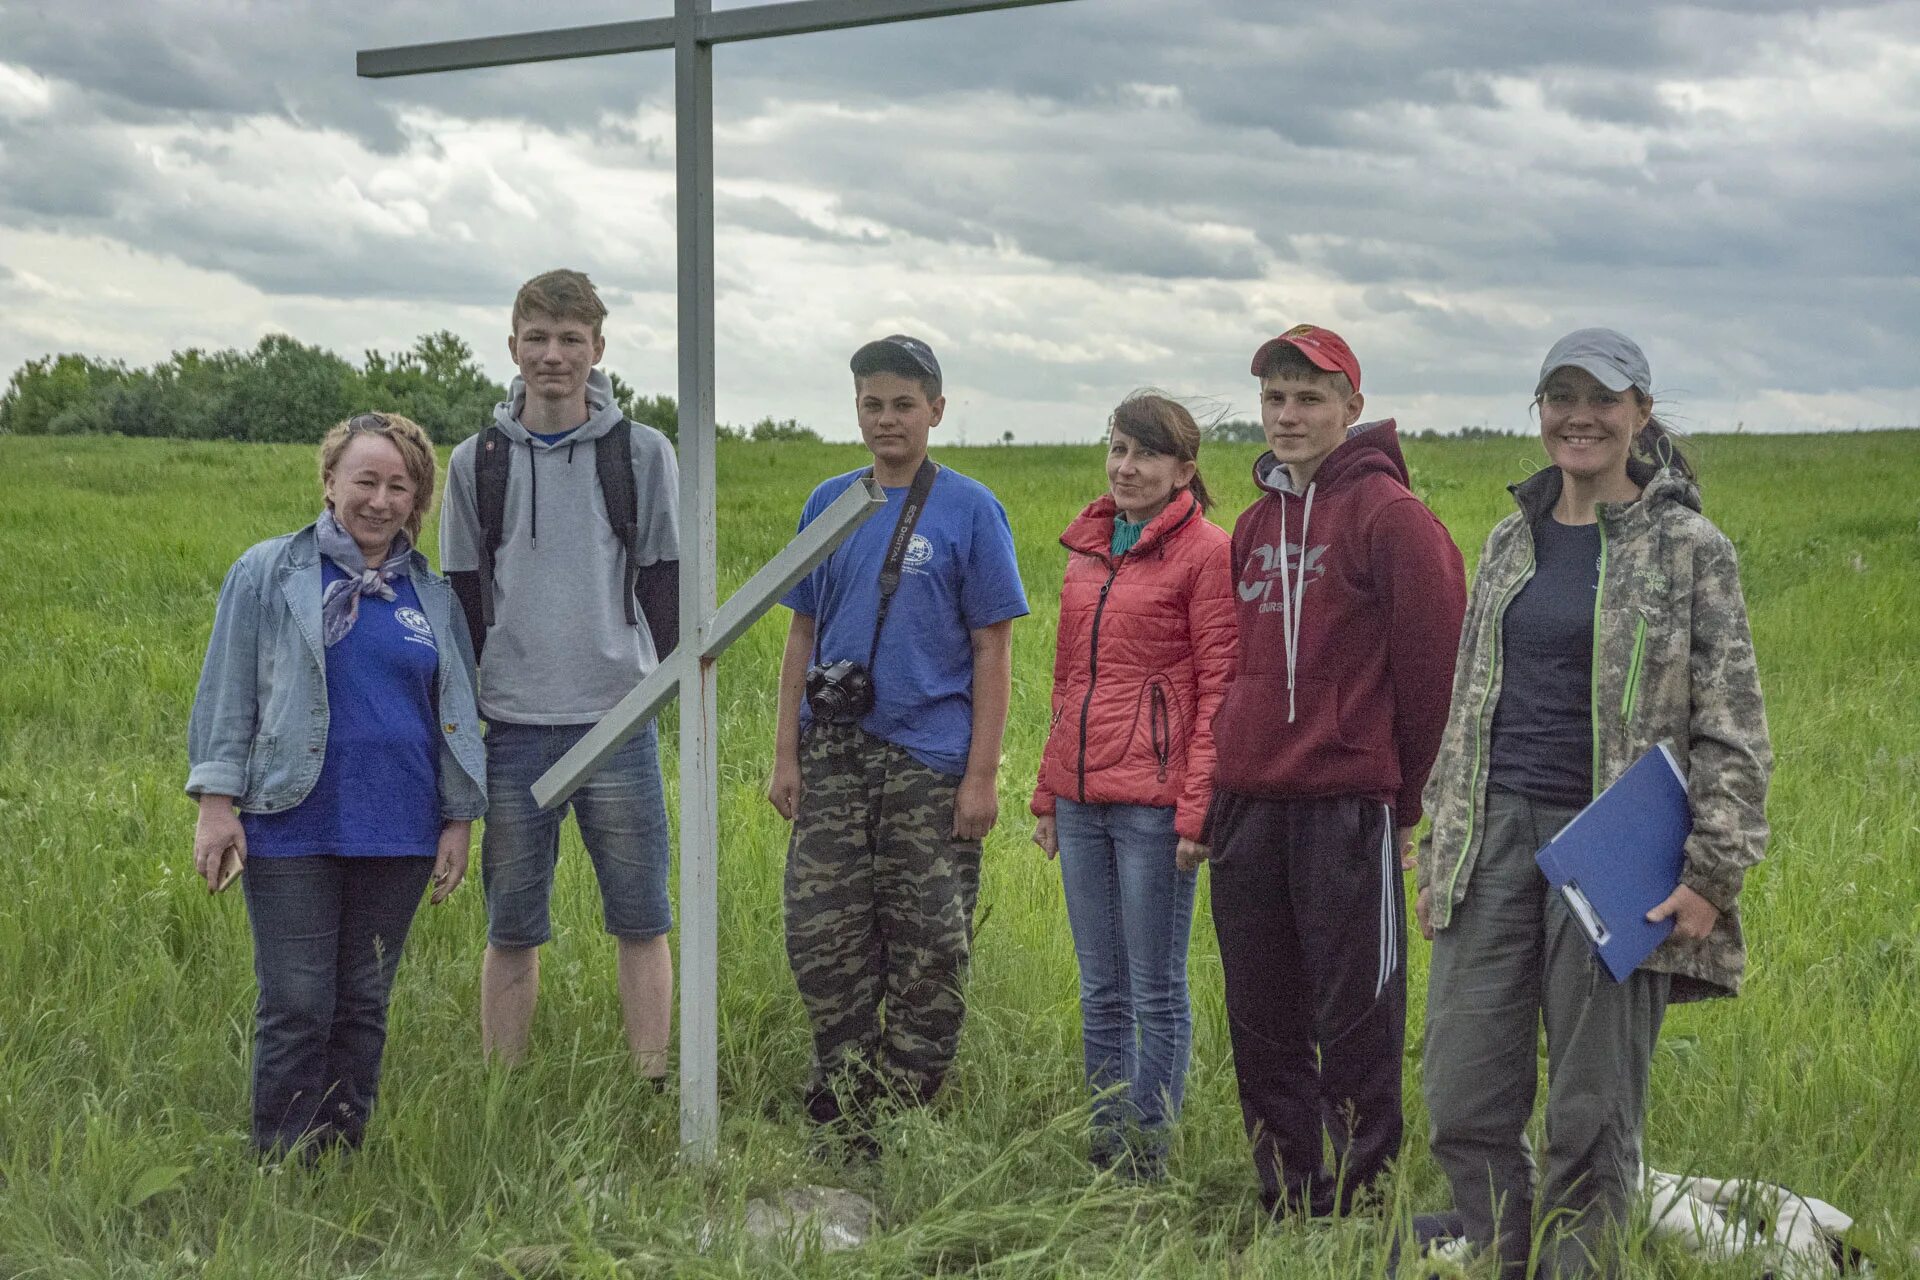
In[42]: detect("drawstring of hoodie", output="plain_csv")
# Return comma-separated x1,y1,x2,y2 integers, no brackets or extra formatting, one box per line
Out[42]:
1275,482,1316,723
525,439,538,542
525,437,583,545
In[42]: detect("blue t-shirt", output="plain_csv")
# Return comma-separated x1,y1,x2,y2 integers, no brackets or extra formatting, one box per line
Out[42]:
243,561,443,857
781,465,1028,776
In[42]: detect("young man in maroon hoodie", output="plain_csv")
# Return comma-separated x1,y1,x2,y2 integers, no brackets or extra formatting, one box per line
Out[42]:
1203,325,1466,1218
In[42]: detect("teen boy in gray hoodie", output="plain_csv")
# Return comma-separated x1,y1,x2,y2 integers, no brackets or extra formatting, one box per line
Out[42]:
441,269,680,1078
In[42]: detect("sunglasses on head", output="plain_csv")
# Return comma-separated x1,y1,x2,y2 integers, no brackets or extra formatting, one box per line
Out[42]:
347,412,391,432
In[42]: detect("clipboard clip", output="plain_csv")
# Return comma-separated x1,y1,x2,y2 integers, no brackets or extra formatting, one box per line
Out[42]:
1560,882,1611,946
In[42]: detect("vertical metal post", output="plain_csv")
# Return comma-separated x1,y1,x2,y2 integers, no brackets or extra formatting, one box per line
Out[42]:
674,0,721,1163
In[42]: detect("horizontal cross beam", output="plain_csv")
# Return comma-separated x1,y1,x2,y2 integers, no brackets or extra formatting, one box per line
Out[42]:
529,475,886,810
359,0,1068,77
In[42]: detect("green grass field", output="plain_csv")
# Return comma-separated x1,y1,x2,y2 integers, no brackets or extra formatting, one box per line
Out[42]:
1,431,1916,1278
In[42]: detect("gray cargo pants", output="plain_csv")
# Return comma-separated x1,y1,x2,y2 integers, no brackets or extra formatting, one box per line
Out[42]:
1423,785,1670,1279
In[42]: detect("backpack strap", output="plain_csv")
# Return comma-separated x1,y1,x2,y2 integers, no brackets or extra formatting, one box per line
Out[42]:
473,424,512,629
472,418,644,631
595,418,641,627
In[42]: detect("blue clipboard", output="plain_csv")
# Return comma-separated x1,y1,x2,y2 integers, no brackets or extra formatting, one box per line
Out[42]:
1534,743,1692,983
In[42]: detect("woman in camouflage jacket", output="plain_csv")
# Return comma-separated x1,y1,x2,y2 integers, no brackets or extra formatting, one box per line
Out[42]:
1413,329,1771,1278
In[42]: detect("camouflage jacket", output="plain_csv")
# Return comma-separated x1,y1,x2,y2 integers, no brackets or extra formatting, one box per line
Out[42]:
1418,466,1772,1000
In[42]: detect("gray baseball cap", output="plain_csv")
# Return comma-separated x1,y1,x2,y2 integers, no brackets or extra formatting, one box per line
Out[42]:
1535,328,1652,398
850,334,942,392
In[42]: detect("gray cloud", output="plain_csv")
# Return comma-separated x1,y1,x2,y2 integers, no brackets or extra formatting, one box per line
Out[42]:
720,193,887,247
2,0,1916,433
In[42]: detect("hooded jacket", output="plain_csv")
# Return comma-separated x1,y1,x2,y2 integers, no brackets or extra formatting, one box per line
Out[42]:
1418,465,1771,1000
440,369,679,724
1031,490,1237,841
1210,420,1466,822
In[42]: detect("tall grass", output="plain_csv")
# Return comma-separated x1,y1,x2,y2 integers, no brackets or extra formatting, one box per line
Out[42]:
0,432,1915,1277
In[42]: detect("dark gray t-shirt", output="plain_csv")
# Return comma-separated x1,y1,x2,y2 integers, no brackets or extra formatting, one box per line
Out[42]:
1488,515,1601,805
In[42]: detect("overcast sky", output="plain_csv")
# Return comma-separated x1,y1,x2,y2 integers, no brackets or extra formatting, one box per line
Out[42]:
2,0,1916,441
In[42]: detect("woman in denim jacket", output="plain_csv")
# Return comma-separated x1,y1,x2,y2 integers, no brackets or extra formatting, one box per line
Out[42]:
186,412,486,1158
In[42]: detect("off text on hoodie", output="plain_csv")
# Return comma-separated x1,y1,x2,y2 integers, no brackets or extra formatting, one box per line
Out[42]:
1210,420,1466,822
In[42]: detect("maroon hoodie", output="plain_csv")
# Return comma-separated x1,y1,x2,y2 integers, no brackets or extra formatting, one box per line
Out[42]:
1210,420,1466,822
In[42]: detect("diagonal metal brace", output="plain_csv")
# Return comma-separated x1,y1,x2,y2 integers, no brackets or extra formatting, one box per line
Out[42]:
530,475,885,809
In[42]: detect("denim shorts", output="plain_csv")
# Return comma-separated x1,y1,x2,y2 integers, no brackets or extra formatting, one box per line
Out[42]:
480,719,673,947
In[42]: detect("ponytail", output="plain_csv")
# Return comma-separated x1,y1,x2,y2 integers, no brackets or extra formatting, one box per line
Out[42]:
1185,468,1213,513
1633,407,1694,484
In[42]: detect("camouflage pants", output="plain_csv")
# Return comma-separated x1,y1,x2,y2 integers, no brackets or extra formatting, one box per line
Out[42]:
784,722,982,1112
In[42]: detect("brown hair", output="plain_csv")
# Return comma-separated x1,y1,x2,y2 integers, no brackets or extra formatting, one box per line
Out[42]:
512,268,609,337
318,412,437,543
853,350,941,404
1256,343,1353,399
1632,398,1695,484
1109,391,1211,512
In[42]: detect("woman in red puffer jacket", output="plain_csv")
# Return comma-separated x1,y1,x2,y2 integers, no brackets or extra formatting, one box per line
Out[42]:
1030,392,1237,1178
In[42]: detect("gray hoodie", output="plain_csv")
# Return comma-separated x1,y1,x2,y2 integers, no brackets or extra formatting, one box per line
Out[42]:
441,369,679,724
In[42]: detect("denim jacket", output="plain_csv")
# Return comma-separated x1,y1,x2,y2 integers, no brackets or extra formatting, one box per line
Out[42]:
186,523,487,820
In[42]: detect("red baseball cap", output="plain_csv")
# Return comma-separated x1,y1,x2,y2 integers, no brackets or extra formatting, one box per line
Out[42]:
1250,324,1361,392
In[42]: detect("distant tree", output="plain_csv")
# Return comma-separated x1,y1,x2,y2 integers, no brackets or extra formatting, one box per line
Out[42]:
746,416,822,443
1207,417,1264,444
606,371,679,444
94,370,178,438
1408,425,1524,441
357,331,505,443
0,353,130,435
205,334,357,442
147,348,246,439
1000,429,1015,445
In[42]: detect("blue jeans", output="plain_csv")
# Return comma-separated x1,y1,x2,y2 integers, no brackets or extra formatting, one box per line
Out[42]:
481,719,673,948
242,854,434,1155
1055,799,1197,1162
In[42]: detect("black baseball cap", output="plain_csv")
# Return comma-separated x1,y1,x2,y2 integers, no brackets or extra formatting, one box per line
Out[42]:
850,334,942,394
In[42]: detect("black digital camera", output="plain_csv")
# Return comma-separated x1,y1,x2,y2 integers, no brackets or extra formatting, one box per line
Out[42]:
805,660,876,725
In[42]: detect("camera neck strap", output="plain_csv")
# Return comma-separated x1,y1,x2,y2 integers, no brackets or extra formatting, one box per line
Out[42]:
865,458,939,669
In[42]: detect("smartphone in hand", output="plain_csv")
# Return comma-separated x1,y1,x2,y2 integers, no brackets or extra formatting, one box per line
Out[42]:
213,843,244,893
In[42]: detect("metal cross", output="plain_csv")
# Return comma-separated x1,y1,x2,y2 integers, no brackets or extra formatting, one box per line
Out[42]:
358,0,1077,1161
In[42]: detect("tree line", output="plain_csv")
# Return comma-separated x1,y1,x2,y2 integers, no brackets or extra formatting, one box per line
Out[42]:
1204,418,1521,443
0,332,821,446
1,333,1526,448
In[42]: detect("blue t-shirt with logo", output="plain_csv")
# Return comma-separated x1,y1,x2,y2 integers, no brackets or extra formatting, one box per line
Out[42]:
781,465,1028,776
243,561,443,857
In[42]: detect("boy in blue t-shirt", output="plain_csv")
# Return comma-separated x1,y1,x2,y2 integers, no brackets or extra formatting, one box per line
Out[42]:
768,335,1028,1134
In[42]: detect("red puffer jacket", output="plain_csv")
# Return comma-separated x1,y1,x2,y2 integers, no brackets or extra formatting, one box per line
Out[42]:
1031,490,1237,841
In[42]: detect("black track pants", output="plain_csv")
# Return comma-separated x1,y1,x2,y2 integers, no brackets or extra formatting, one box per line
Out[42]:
1207,791,1406,1216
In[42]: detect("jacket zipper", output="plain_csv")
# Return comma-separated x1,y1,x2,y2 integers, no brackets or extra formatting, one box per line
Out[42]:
1150,684,1171,782
1075,559,1122,803
1590,514,1610,798
1444,538,1534,910
1621,614,1648,722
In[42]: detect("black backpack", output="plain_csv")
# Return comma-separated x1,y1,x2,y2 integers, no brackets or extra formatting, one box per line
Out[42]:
471,419,641,629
